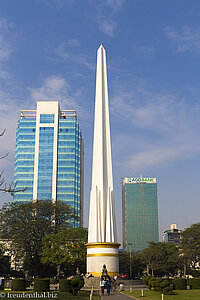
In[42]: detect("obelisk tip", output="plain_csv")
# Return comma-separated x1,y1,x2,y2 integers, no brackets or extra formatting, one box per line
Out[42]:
98,44,105,51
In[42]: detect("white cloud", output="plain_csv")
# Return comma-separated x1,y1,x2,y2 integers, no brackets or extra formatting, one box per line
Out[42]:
0,17,14,30
88,0,125,37
99,20,116,37
29,75,91,123
0,16,14,83
29,75,81,109
0,92,24,182
111,82,200,172
0,17,13,62
55,42,95,70
164,26,200,53
0,17,17,159
0,35,12,61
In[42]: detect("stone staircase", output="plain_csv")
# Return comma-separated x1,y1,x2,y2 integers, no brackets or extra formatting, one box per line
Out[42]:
83,277,148,290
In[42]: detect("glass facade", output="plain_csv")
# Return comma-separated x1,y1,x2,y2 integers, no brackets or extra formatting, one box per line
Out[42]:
37,127,54,200
14,119,36,201
13,103,83,227
122,180,159,252
57,119,82,227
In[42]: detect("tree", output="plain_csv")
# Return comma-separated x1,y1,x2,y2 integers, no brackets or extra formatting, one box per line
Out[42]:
119,251,144,278
141,242,180,277
41,227,88,277
141,243,157,277
0,200,76,277
181,222,200,274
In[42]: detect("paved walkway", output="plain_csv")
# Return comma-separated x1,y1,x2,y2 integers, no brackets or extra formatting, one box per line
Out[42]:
102,291,138,300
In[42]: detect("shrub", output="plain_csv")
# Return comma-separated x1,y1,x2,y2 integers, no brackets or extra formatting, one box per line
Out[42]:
148,278,171,290
188,278,200,289
12,279,26,291
163,286,175,295
172,278,186,290
148,278,171,292
70,276,84,295
34,279,50,291
157,278,171,289
143,276,151,286
59,279,71,292
59,276,84,295
148,278,157,289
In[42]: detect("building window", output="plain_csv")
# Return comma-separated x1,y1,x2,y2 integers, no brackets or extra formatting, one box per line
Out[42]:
59,129,68,132
40,114,55,123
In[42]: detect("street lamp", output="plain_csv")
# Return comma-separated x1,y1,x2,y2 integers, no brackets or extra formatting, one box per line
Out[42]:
128,242,132,279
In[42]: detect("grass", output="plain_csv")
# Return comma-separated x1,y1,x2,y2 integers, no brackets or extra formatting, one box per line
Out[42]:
0,291,98,300
123,289,200,300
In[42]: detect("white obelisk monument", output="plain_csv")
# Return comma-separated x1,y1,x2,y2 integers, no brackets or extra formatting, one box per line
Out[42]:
86,45,120,276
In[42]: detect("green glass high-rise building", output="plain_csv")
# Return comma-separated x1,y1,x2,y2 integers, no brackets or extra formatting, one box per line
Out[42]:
122,177,159,252
13,101,84,227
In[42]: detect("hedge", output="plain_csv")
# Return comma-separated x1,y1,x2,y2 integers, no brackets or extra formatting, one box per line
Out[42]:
59,279,71,292
12,279,26,291
172,278,186,290
34,279,50,291
188,278,200,289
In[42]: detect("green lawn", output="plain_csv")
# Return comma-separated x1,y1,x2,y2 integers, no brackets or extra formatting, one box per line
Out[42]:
1,291,98,300
123,289,200,300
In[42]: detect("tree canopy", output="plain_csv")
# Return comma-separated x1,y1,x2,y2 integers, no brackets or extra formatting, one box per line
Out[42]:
41,227,88,276
141,242,180,277
181,222,200,272
0,200,76,276
119,251,144,278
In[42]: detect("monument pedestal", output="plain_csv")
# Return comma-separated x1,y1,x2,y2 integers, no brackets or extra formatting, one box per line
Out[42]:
86,242,120,277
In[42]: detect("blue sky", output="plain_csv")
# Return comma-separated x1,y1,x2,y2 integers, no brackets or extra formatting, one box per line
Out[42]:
1,0,200,243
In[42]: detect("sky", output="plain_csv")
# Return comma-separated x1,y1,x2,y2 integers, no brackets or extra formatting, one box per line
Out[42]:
0,0,200,244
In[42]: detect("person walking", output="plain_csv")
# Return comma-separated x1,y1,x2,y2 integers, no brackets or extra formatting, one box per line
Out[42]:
112,275,117,291
106,278,111,295
100,277,105,295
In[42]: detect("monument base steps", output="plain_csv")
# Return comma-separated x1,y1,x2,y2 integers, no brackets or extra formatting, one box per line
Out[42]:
83,277,147,290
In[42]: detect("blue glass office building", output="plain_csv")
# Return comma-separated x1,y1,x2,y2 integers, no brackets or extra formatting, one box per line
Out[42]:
13,101,83,227
122,177,159,252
